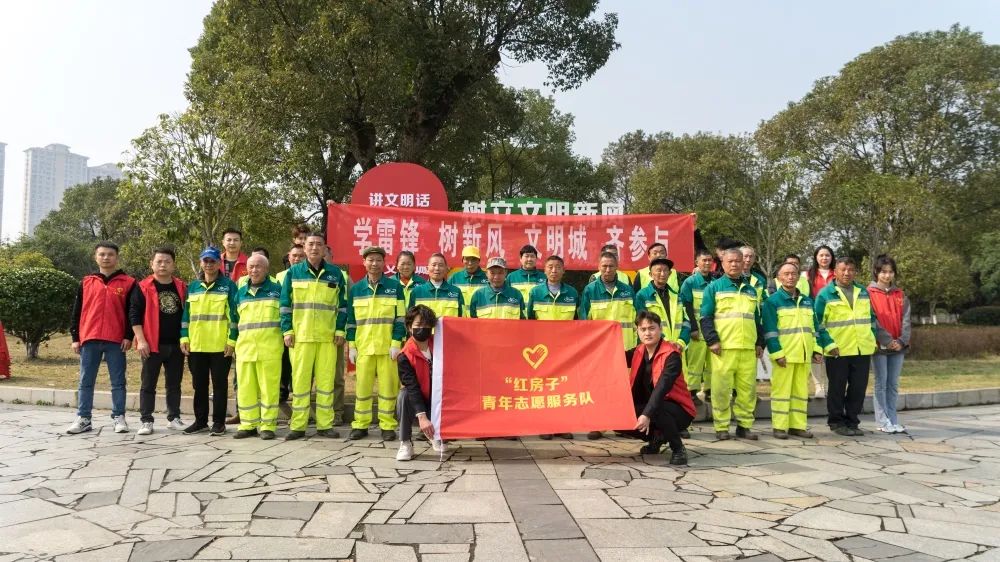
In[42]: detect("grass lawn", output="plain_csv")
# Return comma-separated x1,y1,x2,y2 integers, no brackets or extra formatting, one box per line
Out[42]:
3,334,998,398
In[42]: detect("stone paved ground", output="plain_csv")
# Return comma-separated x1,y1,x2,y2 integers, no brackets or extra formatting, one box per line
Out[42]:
1,404,1000,561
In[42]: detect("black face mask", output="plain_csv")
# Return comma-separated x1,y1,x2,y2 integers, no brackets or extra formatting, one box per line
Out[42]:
412,327,432,342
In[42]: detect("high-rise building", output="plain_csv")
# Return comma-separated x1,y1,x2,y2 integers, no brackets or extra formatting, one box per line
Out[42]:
88,162,123,182
22,144,89,234
0,142,6,237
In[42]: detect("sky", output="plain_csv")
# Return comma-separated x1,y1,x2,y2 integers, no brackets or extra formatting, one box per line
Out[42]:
2,0,998,241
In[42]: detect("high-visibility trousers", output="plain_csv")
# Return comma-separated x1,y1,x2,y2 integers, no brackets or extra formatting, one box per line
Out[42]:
709,348,757,431
290,342,335,431
353,354,399,430
236,357,281,432
684,338,711,392
769,360,810,431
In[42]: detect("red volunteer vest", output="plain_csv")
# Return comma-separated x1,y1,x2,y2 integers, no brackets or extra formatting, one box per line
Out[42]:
629,341,696,418
79,272,136,345
869,286,904,340
138,276,187,354
223,253,248,282
400,337,432,400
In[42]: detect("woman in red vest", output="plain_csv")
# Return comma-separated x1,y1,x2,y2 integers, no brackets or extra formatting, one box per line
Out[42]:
395,304,445,461
868,255,911,434
0,320,10,379
628,310,696,465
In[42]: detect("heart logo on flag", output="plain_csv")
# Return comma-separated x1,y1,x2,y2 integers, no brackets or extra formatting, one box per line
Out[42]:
522,344,549,370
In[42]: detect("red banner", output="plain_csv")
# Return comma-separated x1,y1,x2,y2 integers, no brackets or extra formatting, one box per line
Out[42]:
430,317,635,439
328,203,696,272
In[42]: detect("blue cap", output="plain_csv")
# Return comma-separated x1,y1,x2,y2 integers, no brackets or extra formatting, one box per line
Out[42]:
199,247,221,261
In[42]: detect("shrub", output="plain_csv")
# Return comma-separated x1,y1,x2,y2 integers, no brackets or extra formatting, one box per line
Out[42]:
960,306,1000,326
908,325,1000,360
0,267,78,359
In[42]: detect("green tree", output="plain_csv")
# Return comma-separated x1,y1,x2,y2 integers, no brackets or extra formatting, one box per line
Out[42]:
0,268,78,359
972,231,1000,303
186,0,619,222
600,130,668,213
4,252,55,270
894,236,974,319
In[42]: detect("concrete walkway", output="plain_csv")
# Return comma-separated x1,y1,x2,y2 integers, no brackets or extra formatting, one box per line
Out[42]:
1,404,999,561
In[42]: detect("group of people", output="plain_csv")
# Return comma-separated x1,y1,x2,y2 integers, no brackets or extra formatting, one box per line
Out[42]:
65,225,912,466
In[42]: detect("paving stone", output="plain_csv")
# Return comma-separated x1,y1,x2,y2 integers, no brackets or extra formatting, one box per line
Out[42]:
833,536,912,559
761,529,849,562
254,500,318,520
248,517,304,536
54,543,134,562
648,508,777,530
0,497,71,526
473,523,529,562
509,502,584,540
555,489,628,519
783,506,882,534
593,548,681,561
582,468,633,482
421,554,470,562
129,537,214,562
77,504,152,530
355,541,417,562
208,537,354,558
0,514,121,558
203,495,263,515
869,530,981,558
500,477,562,505
448,474,501,492
411,492,513,523
301,502,372,538
493,460,546,480
419,543,472,553
524,539,599,561
366,523,474,544
75,489,122,510
579,518,706,548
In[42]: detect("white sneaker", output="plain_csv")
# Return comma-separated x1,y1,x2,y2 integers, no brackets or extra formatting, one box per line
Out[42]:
891,424,908,434
877,425,893,433
168,418,185,431
66,417,92,434
814,384,825,399
396,441,414,461
431,439,447,453
137,422,154,435
113,416,129,433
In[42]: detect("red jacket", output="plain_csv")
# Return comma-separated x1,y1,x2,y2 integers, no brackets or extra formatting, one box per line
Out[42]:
223,253,248,282
137,276,187,354
629,341,696,418
72,271,136,345
868,283,906,341
400,337,431,400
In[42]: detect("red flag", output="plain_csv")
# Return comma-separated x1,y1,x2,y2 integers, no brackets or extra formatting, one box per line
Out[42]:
430,317,636,439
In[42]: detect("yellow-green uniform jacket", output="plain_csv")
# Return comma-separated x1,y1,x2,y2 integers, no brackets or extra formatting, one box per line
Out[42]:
633,282,690,349
279,260,348,342
589,270,632,286
579,278,636,349
408,280,465,319
234,279,284,361
180,275,238,352
699,274,763,350
237,274,277,287
761,287,819,363
507,268,545,304
633,267,680,293
346,275,406,355
679,271,712,338
748,270,768,303
814,282,878,356
392,273,427,308
469,285,525,319
448,268,489,317
527,282,578,320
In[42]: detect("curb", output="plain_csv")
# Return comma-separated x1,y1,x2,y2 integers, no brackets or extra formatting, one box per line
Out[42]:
1,385,997,423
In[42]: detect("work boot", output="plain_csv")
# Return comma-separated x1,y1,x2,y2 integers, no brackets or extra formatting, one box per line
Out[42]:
639,439,664,455
735,426,758,441
285,430,306,440
209,422,226,436
772,429,788,440
349,428,369,440
788,428,813,438
539,434,554,440
716,431,730,441
260,430,275,440
587,431,603,440
832,426,853,437
850,427,865,436
669,446,689,466
316,428,340,438
381,429,397,442
556,433,574,439
234,428,258,439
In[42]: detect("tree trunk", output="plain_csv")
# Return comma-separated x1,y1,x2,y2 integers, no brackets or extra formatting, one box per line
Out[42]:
26,341,39,360
929,300,938,325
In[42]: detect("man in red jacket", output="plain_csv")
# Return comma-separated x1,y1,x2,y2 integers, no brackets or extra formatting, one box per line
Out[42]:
221,228,248,282
68,242,136,435
130,247,187,435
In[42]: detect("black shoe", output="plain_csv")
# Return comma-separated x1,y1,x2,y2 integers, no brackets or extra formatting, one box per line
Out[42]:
260,430,275,440
639,440,664,455
587,431,603,440
183,422,208,435
788,428,814,438
850,427,864,436
349,428,368,440
285,430,306,440
381,429,397,442
716,431,730,441
316,429,340,438
556,433,574,439
669,447,689,466
210,423,226,436
539,434,553,440
234,429,258,439
772,429,788,440
679,429,691,439
735,427,758,441
832,426,853,436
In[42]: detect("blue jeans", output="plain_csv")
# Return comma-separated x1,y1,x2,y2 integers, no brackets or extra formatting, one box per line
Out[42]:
872,352,904,428
77,340,127,419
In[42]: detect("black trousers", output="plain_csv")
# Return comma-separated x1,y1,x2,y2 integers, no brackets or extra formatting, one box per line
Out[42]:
139,343,185,423
279,347,292,402
188,351,232,425
825,355,871,428
629,400,693,452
